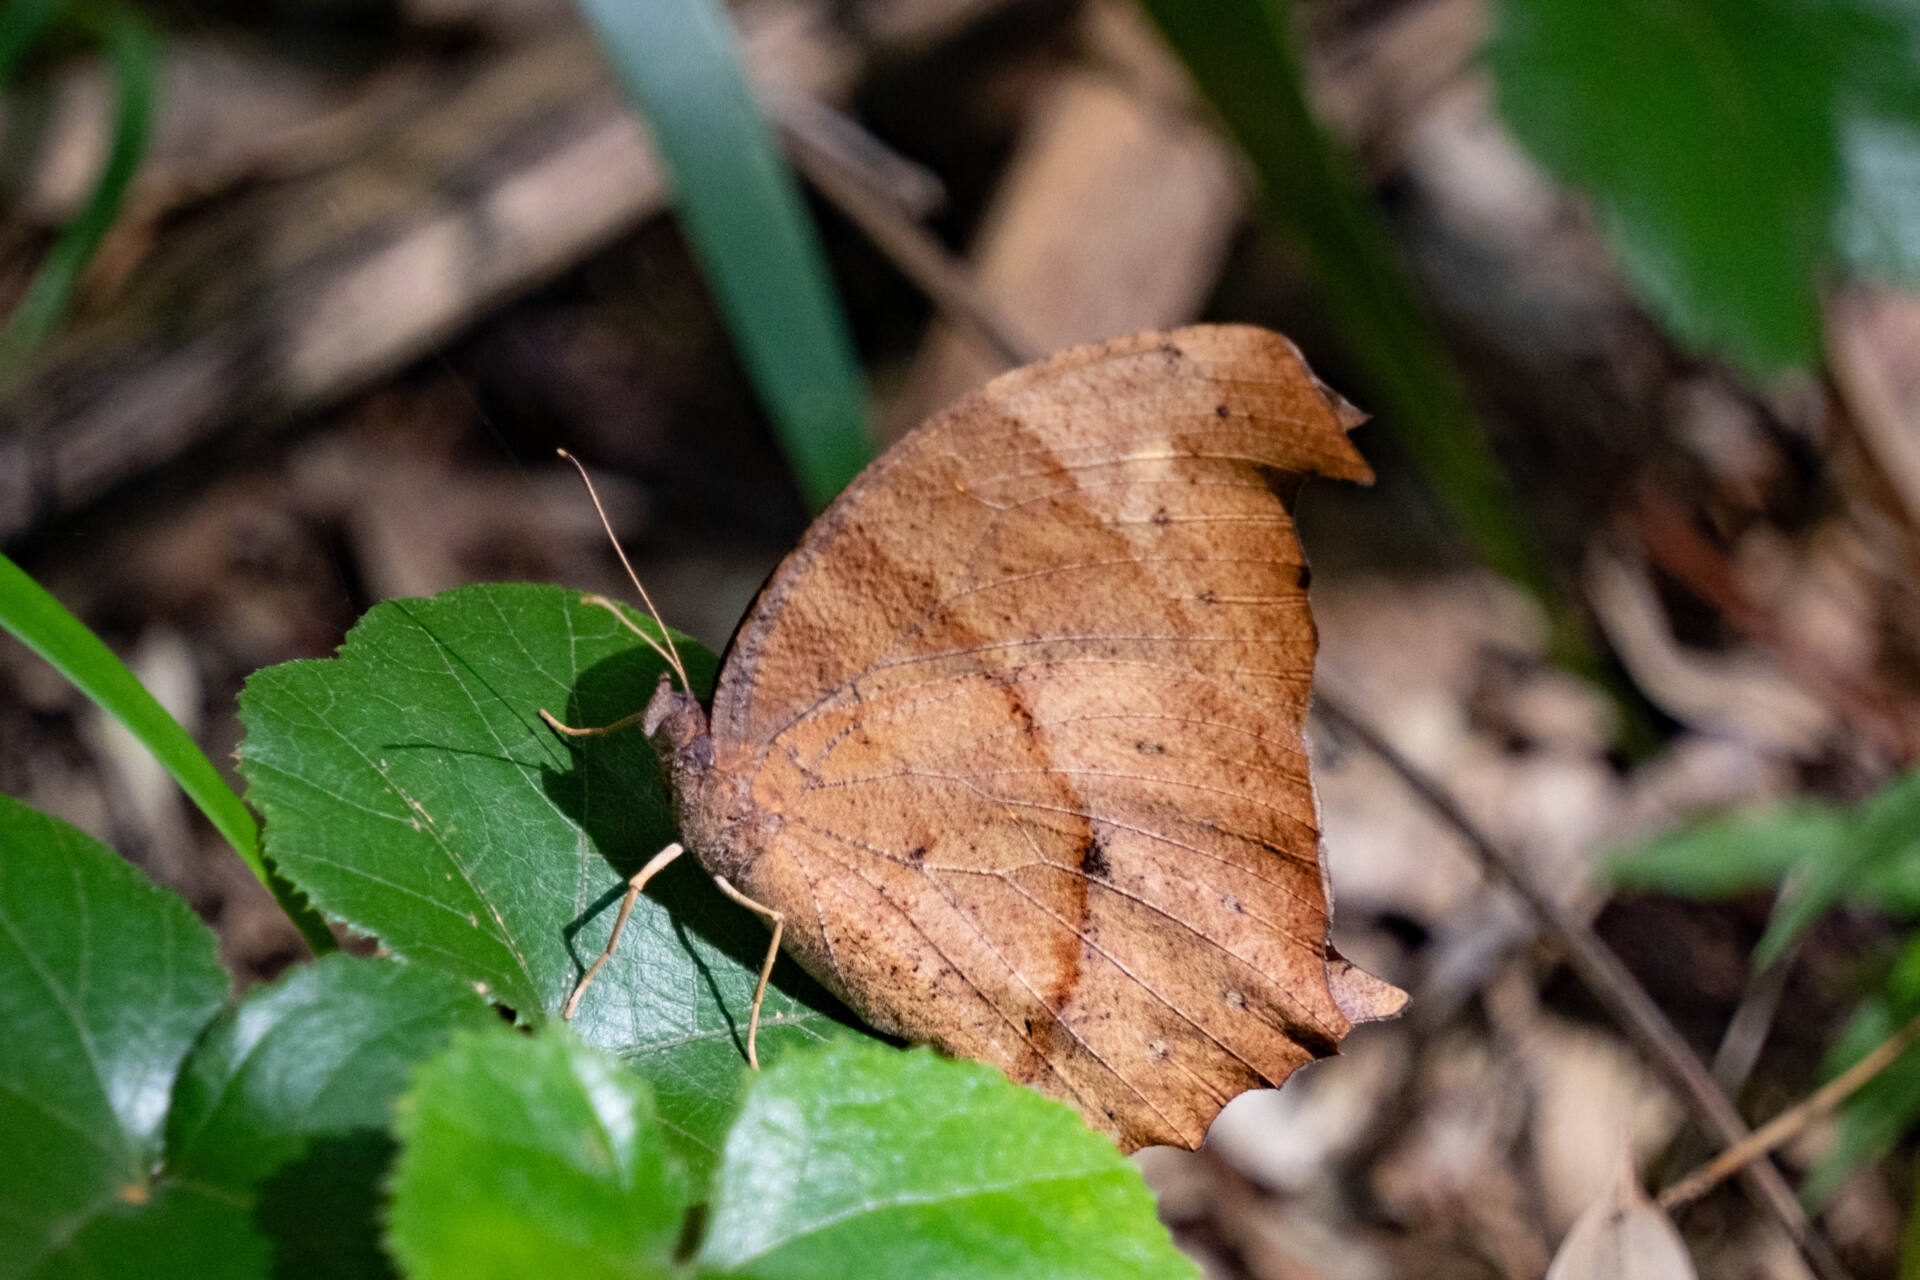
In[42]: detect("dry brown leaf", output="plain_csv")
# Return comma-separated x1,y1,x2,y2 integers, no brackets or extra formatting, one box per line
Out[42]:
643,326,1405,1149
1547,1157,1698,1280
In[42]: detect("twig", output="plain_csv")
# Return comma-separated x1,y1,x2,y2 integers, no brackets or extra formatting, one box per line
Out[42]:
1709,957,1791,1096
767,89,948,221
783,96,1856,1280
1710,891,1797,1096
779,101,1045,370
1630,485,1912,763
1660,1009,1920,1211
1312,689,1854,1280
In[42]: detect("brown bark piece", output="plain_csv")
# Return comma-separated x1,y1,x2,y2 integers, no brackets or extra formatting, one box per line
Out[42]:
648,325,1404,1150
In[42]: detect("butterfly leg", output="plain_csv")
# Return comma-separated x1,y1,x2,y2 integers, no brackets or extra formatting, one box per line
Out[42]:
539,707,649,738
562,842,685,1019
711,876,786,1071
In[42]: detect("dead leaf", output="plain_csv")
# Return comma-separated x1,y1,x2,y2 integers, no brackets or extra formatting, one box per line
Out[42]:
637,326,1406,1149
1546,1156,1697,1280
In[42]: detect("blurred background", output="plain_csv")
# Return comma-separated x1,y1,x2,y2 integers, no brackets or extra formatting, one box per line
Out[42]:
4,0,1920,1275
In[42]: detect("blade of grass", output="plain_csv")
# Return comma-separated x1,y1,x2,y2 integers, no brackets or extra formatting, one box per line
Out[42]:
1138,0,1572,653
0,0,156,370
577,0,872,509
0,552,335,955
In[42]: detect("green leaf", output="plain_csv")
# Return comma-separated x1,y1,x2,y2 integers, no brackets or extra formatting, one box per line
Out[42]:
1838,112,1920,287
236,584,871,1180
1846,772,1920,916
387,1028,689,1280
1488,0,1920,375
0,551,333,954
28,1183,271,1280
1802,937,1920,1207
1758,767,1920,967
0,794,228,1278
1831,7,1920,288
165,953,498,1278
1608,804,1847,900
579,0,871,509
697,1041,1198,1280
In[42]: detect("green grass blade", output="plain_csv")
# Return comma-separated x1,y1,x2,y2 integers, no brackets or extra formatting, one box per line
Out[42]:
578,0,872,509
0,552,335,955
0,1,157,369
1138,0,1556,616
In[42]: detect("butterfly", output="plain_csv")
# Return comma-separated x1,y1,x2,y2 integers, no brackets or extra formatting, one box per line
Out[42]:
550,324,1404,1151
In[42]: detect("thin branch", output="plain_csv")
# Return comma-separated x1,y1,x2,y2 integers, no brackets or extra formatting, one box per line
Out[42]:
1710,901,1796,1096
1312,689,1854,1280
1661,1009,1920,1211
779,101,1045,370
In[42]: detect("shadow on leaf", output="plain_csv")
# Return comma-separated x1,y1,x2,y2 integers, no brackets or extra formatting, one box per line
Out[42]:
252,1129,395,1280
538,646,860,1047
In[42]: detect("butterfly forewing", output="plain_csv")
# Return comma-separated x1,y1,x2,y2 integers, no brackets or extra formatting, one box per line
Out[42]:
702,326,1399,1150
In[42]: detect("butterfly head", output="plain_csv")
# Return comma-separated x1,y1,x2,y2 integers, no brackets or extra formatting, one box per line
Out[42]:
643,673,708,769
642,674,754,883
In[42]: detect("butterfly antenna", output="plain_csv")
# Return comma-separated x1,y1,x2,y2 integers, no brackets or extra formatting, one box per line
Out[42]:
556,449,690,691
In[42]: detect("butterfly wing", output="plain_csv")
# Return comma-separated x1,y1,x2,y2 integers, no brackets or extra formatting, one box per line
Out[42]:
708,326,1403,1150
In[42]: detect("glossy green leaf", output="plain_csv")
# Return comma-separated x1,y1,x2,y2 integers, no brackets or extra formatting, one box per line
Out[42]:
0,551,333,953
1608,804,1846,900
0,794,229,1278
27,1183,270,1280
166,953,497,1278
697,1041,1198,1280
579,0,871,509
1488,0,1920,374
236,584,870,1179
387,1028,688,1280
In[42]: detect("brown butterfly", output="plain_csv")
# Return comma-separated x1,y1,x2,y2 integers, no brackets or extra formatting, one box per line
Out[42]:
550,324,1405,1152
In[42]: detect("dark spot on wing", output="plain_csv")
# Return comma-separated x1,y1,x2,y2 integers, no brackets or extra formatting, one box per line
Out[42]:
1215,404,1230,419
907,845,926,867
1296,564,1313,590
992,672,1038,734
1082,832,1112,879
1136,740,1164,755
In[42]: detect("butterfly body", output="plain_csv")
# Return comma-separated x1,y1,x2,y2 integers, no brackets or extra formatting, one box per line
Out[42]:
643,325,1404,1150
